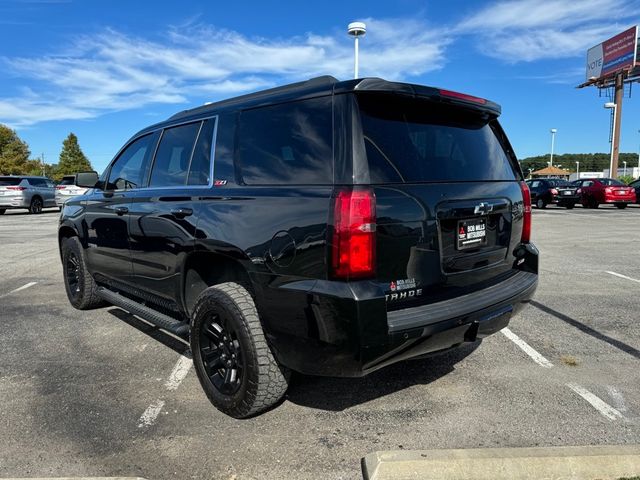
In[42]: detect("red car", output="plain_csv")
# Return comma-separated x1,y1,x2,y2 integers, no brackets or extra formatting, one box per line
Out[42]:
577,178,636,209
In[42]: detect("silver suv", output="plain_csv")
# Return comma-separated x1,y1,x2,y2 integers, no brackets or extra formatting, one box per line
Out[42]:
55,175,88,207
0,176,56,214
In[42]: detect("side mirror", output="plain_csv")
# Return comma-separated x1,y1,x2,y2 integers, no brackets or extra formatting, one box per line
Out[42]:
76,171,99,188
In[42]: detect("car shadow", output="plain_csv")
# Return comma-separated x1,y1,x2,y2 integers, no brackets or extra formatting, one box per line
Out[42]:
2,208,60,216
286,341,480,412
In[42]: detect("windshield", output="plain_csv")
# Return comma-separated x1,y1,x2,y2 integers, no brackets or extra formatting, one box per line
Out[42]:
547,180,571,187
0,177,22,186
357,94,517,183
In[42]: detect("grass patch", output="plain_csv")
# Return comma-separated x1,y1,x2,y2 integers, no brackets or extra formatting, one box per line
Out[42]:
560,354,579,366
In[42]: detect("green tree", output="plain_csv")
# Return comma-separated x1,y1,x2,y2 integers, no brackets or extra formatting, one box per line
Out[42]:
0,124,31,174
55,133,92,181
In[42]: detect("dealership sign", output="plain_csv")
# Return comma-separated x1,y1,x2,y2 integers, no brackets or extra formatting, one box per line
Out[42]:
586,26,638,81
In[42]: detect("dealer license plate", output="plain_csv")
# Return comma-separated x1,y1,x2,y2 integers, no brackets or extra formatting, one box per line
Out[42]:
457,218,487,250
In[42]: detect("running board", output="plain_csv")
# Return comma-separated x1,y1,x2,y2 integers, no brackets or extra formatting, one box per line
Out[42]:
97,287,189,337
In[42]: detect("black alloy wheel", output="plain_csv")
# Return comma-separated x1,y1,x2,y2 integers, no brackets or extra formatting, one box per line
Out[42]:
65,251,81,300
199,313,244,395
29,197,43,214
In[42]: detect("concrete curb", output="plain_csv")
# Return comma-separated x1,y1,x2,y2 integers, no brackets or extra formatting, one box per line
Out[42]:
2,478,147,480
362,445,640,480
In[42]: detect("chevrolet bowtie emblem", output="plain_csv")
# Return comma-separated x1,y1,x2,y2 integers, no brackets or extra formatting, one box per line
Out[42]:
474,202,493,215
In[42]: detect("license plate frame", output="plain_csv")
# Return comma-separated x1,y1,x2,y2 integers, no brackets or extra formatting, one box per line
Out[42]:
457,218,487,250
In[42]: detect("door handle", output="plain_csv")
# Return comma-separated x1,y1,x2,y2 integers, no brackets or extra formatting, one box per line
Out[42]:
171,207,193,218
114,206,129,216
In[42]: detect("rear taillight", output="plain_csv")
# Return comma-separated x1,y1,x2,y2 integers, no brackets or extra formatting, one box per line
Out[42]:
331,188,376,280
519,181,531,243
605,187,613,194
6,186,26,191
577,188,582,194
550,188,558,196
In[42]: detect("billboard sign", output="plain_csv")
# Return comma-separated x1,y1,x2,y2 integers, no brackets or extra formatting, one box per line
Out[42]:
586,26,638,81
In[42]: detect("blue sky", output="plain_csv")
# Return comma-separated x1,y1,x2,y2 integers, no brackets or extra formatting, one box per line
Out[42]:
1,0,640,172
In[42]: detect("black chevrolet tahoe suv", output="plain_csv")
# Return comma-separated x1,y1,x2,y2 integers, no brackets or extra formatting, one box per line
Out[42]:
58,76,538,418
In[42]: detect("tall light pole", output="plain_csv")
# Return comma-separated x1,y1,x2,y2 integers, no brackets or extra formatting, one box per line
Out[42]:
549,128,557,167
623,161,627,177
347,22,366,79
604,102,617,177
576,161,580,179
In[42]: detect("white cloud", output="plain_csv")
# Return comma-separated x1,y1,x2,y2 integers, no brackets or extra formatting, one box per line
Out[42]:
456,0,640,62
0,19,449,127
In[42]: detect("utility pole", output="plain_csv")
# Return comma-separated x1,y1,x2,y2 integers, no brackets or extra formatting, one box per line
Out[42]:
41,153,45,176
610,72,624,178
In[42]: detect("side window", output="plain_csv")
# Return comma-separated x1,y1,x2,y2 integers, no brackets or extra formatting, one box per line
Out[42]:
30,178,46,187
583,181,593,187
45,180,55,188
149,122,201,187
107,133,157,190
238,97,333,185
187,118,215,186
531,181,540,188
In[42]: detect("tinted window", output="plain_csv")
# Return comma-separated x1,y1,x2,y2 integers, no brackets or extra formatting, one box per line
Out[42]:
29,178,46,187
531,181,541,188
600,178,624,186
0,177,22,186
107,133,157,190
357,94,517,183
238,97,333,185
150,122,201,187
59,176,75,186
187,118,215,186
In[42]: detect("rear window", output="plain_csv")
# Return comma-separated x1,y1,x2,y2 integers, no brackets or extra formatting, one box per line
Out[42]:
238,97,333,185
600,179,624,186
547,180,571,187
59,176,75,186
0,177,22,186
357,94,517,183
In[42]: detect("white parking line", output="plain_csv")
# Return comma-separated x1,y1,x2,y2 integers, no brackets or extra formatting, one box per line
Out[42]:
165,354,193,391
138,352,192,428
567,383,625,421
137,399,166,428
0,281,37,299
606,271,640,284
606,386,628,413
501,327,554,368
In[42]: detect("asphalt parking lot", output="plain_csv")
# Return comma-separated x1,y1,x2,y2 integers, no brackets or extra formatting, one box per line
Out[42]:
1,204,639,480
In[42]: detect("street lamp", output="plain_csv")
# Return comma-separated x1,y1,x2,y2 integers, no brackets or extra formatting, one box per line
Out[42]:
347,22,366,79
623,161,627,177
549,128,557,167
576,161,580,179
604,102,617,176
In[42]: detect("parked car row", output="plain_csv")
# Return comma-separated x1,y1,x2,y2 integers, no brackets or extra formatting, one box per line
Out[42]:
0,174,86,215
526,178,637,209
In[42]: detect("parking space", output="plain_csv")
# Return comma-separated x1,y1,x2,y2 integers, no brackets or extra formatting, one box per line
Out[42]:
1,206,639,480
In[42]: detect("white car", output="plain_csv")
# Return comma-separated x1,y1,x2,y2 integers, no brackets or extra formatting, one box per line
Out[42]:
55,175,88,207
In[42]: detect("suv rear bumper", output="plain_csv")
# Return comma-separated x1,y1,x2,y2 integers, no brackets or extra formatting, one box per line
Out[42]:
260,243,539,377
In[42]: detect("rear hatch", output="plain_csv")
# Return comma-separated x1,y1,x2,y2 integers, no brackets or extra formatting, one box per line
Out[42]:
354,92,526,310
0,177,24,198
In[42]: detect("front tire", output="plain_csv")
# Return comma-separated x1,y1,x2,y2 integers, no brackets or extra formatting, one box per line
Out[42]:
61,236,105,310
616,203,628,209
190,282,289,418
29,197,43,214
565,203,575,209
0,208,5,215
536,198,546,209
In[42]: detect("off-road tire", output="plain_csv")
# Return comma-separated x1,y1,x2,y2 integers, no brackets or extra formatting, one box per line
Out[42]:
190,282,289,418
61,236,105,310
29,197,43,214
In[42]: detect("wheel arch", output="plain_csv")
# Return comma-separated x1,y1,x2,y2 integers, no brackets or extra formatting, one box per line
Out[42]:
182,251,254,317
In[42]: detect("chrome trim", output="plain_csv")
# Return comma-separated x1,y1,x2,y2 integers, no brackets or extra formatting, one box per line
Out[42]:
104,115,219,193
